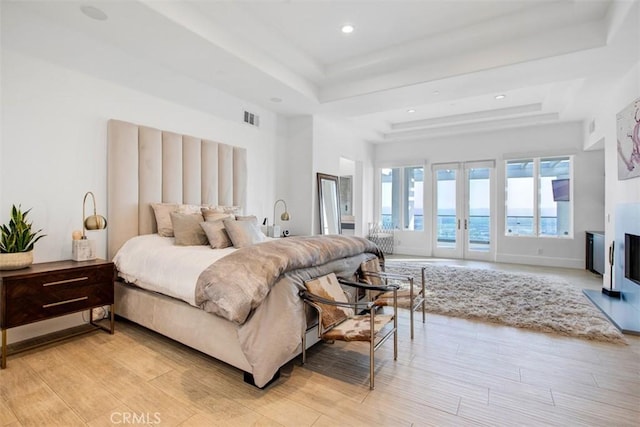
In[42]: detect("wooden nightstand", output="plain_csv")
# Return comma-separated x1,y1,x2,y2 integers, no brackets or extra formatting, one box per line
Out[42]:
0,259,115,368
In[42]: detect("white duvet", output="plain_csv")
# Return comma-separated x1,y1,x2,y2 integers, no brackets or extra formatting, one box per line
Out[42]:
112,234,236,306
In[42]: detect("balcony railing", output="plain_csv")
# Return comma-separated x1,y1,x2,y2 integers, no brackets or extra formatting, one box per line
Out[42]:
381,214,560,241
437,215,490,244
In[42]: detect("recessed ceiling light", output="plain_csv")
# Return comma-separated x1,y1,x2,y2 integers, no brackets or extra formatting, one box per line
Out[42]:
407,109,416,113
495,94,506,100
270,97,282,103
341,24,355,34
80,5,108,21
432,90,440,95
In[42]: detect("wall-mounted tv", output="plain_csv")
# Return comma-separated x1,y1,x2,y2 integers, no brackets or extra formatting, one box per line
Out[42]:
551,178,570,202
625,233,640,286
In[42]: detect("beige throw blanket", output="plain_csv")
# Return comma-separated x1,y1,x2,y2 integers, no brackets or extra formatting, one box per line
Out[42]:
195,235,383,324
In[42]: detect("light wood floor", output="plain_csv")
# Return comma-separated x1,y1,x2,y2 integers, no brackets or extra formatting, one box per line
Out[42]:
1,262,639,426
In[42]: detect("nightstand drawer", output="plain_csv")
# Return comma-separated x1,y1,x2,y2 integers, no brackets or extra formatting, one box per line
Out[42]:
4,265,113,299
4,282,113,328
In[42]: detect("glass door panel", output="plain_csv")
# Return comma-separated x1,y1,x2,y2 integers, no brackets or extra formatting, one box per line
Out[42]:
465,167,492,257
435,169,461,257
433,162,494,260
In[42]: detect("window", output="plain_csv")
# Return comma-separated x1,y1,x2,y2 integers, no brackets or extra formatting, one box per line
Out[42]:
505,156,572,237
506,160,534,236
540,157,571,236
380,166,424,230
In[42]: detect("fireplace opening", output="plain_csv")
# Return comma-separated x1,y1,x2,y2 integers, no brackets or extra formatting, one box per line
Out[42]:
625,233,640,286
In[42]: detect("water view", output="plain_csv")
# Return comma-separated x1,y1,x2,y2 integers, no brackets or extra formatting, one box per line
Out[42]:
382,213,560,242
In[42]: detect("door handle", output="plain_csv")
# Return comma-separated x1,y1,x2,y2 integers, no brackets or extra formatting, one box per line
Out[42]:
457,219,461,230
464,219,468,230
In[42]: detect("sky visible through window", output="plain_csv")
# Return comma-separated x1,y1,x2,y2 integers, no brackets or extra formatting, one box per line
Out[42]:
382,157,570,239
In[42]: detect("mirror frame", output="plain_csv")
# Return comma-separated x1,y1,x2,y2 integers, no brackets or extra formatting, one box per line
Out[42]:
317,172,342,235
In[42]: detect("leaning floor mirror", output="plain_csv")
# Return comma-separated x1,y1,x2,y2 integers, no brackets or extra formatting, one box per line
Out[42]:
317,173,342,235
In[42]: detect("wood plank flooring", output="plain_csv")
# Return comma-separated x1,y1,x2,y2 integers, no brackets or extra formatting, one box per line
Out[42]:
1,262,639,426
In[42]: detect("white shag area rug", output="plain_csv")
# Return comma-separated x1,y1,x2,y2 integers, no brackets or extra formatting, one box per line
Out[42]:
386,262,626,344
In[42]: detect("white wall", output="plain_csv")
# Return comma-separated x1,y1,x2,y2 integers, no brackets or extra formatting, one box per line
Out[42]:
275,114,375,237
312,115,375,236
1,49,279,343
276,115,314,235
375,122,605,268
601,61,640,290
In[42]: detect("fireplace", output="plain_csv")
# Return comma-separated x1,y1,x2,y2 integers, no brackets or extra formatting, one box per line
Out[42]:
583,203,640,335
625,233,640,286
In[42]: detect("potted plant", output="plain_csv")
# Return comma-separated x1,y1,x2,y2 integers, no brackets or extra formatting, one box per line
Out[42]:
0,205,46,270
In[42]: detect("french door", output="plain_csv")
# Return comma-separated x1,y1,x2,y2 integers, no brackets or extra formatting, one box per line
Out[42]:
432,161,495,260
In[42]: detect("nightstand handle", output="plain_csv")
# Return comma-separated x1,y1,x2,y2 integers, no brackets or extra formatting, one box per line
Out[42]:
43,296,88,308
42,277,89,287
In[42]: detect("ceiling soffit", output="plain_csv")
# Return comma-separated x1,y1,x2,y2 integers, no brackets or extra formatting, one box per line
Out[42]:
3,0,635,140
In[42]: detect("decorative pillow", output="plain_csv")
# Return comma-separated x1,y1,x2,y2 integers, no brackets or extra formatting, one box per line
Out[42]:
200,219,233,249
151,203,179,237
201,207,234,222
170,212,208,246
305,273,353,330
152,203,201,237
223,218,265,248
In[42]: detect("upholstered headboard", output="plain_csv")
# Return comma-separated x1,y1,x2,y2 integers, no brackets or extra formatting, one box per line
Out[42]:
107,119,247,260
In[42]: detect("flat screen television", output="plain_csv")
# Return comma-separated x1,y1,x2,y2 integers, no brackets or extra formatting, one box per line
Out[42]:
551,178,570,202
625,233,640,286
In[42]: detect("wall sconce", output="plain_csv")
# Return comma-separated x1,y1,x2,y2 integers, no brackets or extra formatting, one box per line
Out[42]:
72,191,107,261
270,199,290,237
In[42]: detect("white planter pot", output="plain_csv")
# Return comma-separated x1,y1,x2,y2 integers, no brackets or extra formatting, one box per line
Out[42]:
0,251,34,270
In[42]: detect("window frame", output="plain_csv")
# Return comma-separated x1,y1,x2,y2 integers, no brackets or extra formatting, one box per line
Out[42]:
504,156,574,239
377,163,425,231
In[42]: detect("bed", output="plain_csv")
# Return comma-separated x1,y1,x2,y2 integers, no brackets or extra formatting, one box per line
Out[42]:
107,119,381,387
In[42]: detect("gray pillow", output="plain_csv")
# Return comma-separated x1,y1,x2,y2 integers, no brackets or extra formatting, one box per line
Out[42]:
170,212,208,246
200,219,233,249
223,218,266,248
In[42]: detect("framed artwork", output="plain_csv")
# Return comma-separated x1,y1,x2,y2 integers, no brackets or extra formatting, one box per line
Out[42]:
617,97,640,180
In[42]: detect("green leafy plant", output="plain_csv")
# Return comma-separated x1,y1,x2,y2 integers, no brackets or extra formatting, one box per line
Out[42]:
0,205,46,253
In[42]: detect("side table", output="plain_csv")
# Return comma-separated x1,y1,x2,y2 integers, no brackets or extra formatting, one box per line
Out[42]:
0,259,115,368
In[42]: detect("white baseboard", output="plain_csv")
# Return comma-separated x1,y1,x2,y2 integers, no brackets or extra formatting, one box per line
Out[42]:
496,253,583,269
389,246,582,270
391,245,429,257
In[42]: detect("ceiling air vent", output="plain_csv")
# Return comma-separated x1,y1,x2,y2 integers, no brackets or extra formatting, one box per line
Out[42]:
243,111,260,127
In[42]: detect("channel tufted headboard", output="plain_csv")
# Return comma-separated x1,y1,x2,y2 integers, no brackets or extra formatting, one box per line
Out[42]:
107,119,247,260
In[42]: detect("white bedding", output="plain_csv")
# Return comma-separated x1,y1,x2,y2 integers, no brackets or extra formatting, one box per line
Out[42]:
112,234,236,306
